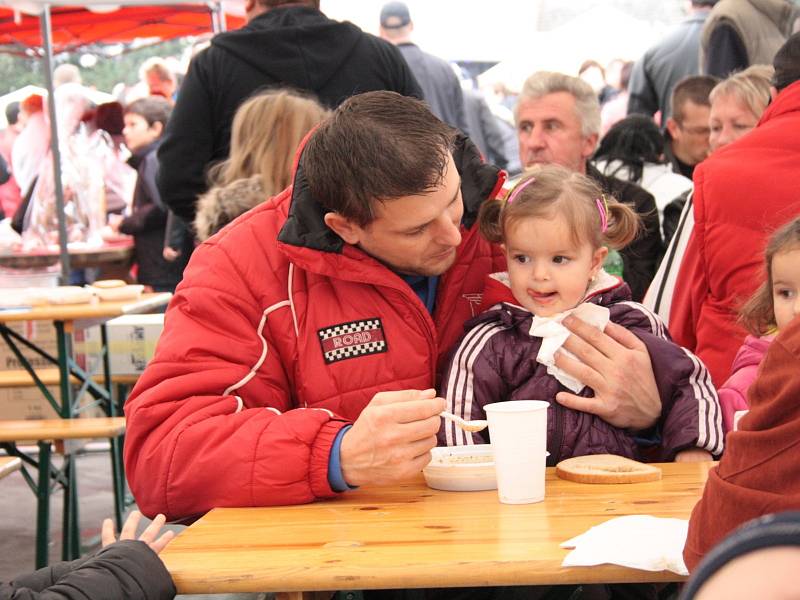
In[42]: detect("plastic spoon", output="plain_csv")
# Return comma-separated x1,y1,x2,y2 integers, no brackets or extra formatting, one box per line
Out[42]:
439,411,488,433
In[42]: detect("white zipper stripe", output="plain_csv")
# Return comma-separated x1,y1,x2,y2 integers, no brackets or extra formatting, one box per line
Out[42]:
223,300,291,397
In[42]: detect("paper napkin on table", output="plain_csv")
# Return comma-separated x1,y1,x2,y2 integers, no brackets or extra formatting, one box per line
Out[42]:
560,515,689,576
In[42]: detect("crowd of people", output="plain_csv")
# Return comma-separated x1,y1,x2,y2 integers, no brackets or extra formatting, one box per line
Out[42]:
2,0,800,597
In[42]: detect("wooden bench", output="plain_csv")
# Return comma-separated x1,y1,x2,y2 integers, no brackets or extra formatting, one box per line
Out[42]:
0,455,22,480
0,417,127,568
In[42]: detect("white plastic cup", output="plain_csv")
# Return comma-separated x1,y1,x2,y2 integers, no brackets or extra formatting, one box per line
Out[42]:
484,400,549,504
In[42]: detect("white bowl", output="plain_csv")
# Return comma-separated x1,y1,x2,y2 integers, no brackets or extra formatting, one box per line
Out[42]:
423,445,496,492
88,284,144,302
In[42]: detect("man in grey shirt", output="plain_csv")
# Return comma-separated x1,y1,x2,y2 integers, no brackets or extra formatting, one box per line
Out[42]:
379,1,467,133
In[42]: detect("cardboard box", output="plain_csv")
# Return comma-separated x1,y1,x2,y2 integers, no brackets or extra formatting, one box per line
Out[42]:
75,313,164,375
0,321,59,372
0,385,61,420
104,314,164,376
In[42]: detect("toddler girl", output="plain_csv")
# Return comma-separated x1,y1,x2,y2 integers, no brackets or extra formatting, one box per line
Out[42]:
439,165,723,463
719,217,800,434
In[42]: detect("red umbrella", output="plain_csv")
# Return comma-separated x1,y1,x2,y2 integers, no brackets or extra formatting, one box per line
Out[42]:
0,3,245,55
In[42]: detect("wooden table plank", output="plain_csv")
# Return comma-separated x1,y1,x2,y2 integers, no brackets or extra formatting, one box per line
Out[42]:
0,293,171,323
0,368,140,388
0,455,21,479
0,417,125,441
162,462,713,595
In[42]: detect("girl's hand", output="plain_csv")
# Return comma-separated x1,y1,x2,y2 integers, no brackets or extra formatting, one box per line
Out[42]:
101,510,175,554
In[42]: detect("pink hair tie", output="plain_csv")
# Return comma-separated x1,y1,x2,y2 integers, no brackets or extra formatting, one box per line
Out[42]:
596,196,608,233
506,176,536,204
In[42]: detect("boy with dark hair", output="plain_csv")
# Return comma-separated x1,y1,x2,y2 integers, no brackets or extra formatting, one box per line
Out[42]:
108,97,190,292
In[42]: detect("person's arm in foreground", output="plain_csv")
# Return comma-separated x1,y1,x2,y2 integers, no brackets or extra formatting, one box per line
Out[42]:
4,511,176,600
553,315,662,431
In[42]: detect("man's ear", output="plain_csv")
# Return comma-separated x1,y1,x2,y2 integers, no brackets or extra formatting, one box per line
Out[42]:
581,132,599,160
151,121,164,137
665,117,679,140
324,212,362,245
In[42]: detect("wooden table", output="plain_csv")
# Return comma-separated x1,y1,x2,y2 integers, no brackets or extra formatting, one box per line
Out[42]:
0,293,169,567
0,240,133,270
162,462,713,597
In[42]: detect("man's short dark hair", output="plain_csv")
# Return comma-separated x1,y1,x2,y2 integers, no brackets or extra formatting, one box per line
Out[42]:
773,32,800,92
302,91,457,227
125,97,172,128
5,101,19,126
691,0,719,6
670,75,719,122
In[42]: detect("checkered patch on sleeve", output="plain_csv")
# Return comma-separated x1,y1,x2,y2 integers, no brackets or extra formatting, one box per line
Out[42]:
317,318,388,364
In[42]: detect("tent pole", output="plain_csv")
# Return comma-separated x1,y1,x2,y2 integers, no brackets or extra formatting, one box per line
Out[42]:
211,1,226,33
40,4,70,283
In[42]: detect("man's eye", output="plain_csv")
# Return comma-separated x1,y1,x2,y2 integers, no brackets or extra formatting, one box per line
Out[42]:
406,227,426,236
519,123,532,134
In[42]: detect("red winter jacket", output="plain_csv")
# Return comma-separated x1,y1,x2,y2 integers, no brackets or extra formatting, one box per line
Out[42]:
669,81,800,387
124,136,505,520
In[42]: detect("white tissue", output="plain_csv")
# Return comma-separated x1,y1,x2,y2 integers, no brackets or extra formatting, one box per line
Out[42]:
560,515,689,575
529,303,610,393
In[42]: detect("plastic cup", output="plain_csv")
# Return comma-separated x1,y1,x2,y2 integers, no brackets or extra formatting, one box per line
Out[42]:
484,400,549,504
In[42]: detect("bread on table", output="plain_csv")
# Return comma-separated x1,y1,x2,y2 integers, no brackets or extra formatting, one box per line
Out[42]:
555,454,662,484
92,279,127,289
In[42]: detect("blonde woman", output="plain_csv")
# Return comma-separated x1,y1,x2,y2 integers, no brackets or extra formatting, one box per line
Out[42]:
708,64,773,152
193,89,329,241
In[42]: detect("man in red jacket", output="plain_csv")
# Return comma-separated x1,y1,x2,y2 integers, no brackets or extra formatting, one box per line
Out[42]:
125,91,664,520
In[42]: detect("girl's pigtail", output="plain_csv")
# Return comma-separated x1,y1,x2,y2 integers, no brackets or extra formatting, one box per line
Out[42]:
602,195,641,250
478,197,506,243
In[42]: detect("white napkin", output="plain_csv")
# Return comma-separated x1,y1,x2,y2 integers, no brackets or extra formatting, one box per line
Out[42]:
529,302,610,393
560,515,689,576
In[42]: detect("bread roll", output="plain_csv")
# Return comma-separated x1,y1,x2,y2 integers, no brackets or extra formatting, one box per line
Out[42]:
92,279,127,289
555,454,661,484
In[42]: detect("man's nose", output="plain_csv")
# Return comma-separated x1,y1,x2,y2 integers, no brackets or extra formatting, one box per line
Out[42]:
436,216,462,247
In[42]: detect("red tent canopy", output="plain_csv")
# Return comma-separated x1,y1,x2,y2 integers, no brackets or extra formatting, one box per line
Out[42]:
0,4,244,54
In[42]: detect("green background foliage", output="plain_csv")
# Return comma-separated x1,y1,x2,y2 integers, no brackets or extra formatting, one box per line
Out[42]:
0,38,191,96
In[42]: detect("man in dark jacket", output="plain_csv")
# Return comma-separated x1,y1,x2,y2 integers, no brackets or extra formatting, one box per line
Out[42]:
157,0,422,225
515,71,663,301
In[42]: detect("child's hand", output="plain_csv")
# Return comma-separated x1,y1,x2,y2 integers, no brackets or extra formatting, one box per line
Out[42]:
101,510,175,554
675,448,713,463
